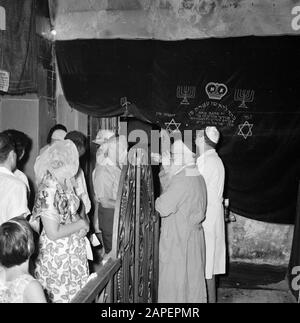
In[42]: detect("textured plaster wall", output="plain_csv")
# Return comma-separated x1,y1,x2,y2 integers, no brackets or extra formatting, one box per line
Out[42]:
56,77,88,135
0,94,56,196
48,0,300,40
56,95,88,135
227,213,294,266
0,95,39,189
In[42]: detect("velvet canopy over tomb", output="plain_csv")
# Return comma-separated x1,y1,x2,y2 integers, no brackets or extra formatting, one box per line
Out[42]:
56,37,300,224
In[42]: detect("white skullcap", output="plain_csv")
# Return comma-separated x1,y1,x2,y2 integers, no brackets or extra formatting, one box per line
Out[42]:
205,126,220,144
51,129,67,141
93,129,115,145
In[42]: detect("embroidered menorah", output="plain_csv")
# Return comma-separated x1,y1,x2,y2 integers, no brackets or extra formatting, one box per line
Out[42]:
234,89,255,109
177,86,196,105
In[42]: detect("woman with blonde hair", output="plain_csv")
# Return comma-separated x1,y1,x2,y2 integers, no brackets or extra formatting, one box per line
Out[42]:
32,139,90,303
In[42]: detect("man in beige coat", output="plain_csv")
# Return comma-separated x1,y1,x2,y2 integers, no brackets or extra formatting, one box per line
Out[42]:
155,139,207,303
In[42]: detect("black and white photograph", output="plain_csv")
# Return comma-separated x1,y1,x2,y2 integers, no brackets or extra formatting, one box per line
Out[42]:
1,0,300,308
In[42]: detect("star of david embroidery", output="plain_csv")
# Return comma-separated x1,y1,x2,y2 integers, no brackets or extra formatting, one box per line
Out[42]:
238,121,253,139
165,119,181,134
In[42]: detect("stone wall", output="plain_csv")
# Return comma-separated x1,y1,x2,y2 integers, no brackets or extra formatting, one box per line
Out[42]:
227,213,294,266
48,0,300,40
56,76,88,135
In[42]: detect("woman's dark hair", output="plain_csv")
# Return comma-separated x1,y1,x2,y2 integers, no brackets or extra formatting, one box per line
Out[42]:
0,133,15,163
65,131,87,156
47,124,68,144
2,129,31,161
0,218,35,268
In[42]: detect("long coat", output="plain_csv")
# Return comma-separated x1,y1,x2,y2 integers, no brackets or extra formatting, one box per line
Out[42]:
155,165,207,303
197,149,226,279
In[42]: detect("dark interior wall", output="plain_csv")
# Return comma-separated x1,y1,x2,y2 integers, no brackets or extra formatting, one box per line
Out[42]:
37,35,56,149
0,0,37,94
36,0,51,36
0,1,56,199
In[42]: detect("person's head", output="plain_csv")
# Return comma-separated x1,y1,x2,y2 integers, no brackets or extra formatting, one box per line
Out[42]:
93,129,115,146
50,129,67,144
2,129,31,162
0,133,17,171
107,135,128,167
0,218,35,269
195,126,220,155
94,130,116,166
65,131,87,158
171,139,195,167
34,139,79,186
47,124,67,145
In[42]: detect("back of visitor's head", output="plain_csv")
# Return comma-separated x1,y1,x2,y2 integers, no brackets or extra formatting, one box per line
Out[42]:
47,124,67,144
2,129,31,161
0,133,16,164
93,129,115,146
204,126,220,149
51,129,67,143
171,139,195,166
107,135,128,166
0,218,35,268
34,139,79,186
195,126,220,152
65,131,87,158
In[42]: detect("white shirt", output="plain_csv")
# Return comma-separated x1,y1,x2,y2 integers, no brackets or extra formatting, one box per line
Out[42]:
92,157,121,208
14,169,30,193
197,149,225,203
0,167,30,225
74,168,91,214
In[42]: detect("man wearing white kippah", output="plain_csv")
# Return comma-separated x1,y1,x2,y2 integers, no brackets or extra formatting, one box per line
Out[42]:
195,126,226,303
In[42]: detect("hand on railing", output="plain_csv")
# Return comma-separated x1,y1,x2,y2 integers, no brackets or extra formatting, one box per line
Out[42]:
101,251,113,265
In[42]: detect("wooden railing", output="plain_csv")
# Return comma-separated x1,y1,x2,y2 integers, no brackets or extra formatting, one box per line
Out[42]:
71,148,159,303
71,258,121,303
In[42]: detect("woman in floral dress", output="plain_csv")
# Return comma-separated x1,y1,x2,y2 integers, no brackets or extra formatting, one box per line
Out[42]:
32,139,90,303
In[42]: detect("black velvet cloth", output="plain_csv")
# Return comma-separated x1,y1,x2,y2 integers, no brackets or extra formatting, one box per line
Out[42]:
56,36,300,224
